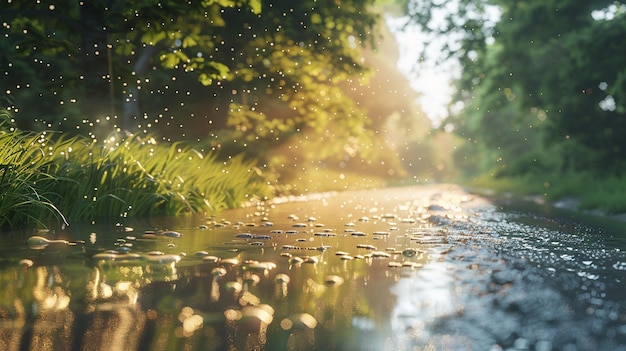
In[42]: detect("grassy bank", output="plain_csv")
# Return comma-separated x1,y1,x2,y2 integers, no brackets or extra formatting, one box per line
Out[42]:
0,126,270,228
466,171,626,215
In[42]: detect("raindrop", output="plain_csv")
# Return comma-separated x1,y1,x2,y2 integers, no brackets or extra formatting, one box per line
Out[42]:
281,313,317,330
275,273,290,284
211,267,227,278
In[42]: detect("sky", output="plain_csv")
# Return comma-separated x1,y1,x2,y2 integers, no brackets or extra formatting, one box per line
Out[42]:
386,15,459,128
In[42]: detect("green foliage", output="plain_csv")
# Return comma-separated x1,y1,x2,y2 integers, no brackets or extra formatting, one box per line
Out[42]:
0,122,269,228
2,1,379,139
468,170,626,215
406,0,626,178
1,0,266,131
575,177,626,214
1,0,394,192
0,131,68,228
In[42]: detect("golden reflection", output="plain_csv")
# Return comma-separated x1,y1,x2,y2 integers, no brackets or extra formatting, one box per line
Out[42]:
274,273,290,299
178,306,204,337
80,265,145,351
282,313,318,350
0,266,27,351
210,267,227,302
240,305,274,349
30,266,73,351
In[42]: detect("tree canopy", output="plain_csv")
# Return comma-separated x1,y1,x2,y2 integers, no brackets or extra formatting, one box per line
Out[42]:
1,0,377,140
3,0,433,183
405,0,626,176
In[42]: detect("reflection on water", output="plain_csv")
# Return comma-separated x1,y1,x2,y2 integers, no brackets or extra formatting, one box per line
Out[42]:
2,185,626,350
391,261,456,339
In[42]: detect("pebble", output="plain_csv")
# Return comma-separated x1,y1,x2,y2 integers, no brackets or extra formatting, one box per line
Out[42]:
160,231,183,238
371,251,392,258
144,254,181,264
303,256,318,264
202,255,220,263
324,275,344,285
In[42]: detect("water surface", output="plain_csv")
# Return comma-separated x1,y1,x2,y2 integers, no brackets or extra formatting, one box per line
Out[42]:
2,184,626,350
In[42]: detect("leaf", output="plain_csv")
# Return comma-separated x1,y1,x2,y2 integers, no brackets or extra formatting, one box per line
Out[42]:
141,31,166,45
174,50,190,62
311,13,322,24
208,61,230,77
115,42,135,56
182,36,197,48
199,73,213,86
249,0,262,14
160,53,179,68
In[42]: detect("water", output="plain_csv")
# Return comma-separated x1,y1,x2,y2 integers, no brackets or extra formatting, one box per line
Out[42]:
2,184,626,350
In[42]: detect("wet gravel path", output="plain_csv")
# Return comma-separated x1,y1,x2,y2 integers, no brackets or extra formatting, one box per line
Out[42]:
386,186,626,351
6,184,626,351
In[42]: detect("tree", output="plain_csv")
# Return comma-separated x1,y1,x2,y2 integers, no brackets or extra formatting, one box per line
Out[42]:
1,0,379,140
1,0,262,136
3,0,409,187
404,0,626,175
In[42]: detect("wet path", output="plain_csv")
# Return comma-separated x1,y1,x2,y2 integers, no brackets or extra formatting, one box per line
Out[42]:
389,192,626,351
2,184,626,350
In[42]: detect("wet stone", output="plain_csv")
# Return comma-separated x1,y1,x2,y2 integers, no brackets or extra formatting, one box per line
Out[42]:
160,230,183,238
492,269,520,285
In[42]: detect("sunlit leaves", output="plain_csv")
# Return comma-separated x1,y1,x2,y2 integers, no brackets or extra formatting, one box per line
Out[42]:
2,0,391,189
160,53,179,68
198,62,230,85
115,42,135,56
141,30,167,46
248,0,262,14
2,0,265,131
182,36,198,48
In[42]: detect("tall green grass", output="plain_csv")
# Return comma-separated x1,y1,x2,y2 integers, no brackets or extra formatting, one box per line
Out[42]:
0,131,68,227
0,118,270,228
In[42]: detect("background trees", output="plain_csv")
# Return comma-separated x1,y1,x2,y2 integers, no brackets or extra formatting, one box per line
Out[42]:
3,0,434,186
405,0,626,178
1,0,374,135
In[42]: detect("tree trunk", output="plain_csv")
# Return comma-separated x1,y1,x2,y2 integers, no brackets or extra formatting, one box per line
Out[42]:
79,2,112,139
122,45,160,133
